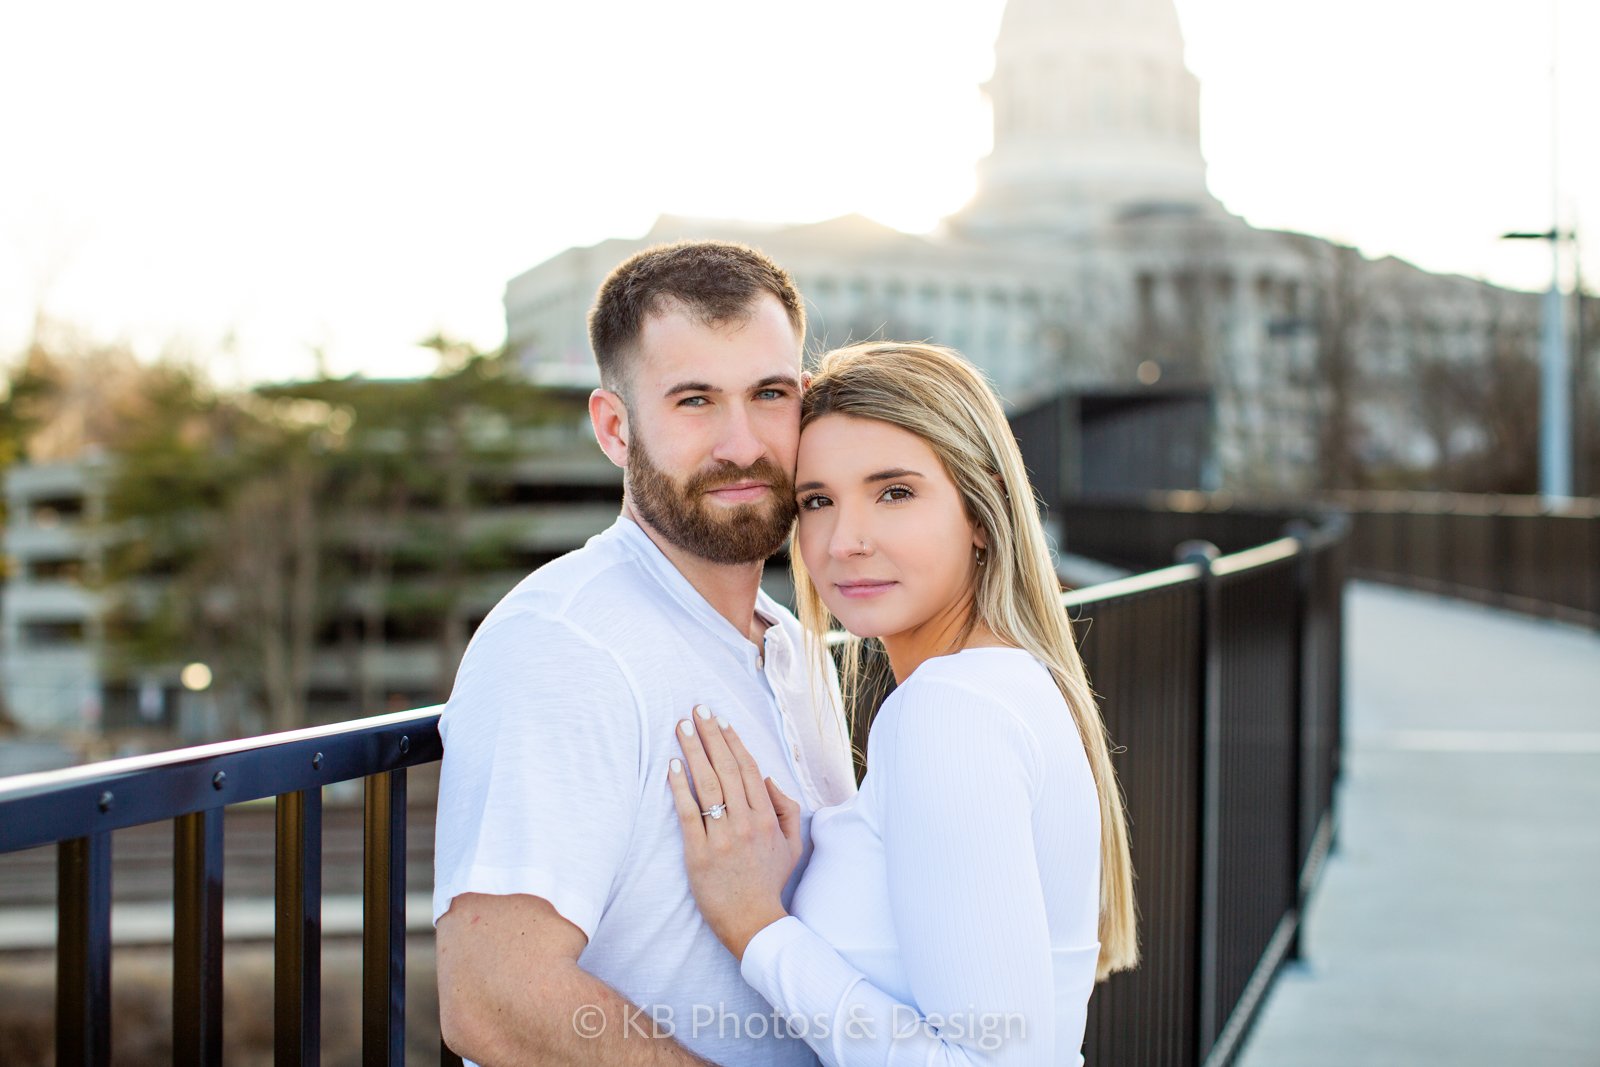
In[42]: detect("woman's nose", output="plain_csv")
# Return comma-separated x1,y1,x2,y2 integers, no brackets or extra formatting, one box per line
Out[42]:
828,510,871,560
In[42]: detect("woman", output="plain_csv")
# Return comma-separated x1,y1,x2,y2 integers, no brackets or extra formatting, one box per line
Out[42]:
666,342,1137,1065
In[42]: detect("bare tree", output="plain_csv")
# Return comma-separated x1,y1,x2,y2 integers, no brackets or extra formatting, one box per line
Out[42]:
1309,243,1368,491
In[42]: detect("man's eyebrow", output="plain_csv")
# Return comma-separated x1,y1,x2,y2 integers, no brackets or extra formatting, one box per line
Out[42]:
662,374,798,398
664,380,718,398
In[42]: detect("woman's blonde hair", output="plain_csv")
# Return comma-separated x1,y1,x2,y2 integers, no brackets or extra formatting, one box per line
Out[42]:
792,341,1138,980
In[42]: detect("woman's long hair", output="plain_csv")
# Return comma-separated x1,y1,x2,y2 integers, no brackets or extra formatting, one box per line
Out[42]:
791,341,1138,979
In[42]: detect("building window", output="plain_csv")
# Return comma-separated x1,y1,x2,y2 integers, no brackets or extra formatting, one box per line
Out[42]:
27,558,83,583
23,619,87,646
29,496,85,526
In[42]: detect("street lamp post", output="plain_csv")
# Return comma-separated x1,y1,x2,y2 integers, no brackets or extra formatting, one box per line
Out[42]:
1504,229,1572,500
1501,0,1573,502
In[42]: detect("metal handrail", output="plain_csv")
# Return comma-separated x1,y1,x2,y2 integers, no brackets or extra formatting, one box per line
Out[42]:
0,706,443,853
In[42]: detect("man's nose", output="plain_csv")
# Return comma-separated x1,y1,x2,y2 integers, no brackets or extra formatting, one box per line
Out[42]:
710,404,765,469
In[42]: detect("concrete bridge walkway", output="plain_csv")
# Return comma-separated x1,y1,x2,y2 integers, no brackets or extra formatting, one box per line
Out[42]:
1237,582,1600,1065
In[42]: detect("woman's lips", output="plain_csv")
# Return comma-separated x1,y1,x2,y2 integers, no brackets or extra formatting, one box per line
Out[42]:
706,482,770,503
835,580,897,599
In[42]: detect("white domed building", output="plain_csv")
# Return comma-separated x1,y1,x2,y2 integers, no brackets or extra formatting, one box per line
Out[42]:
504,0,1539,493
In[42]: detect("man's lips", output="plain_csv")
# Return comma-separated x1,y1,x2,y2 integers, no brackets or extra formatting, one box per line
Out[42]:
705,481,771,503
834,580,897,599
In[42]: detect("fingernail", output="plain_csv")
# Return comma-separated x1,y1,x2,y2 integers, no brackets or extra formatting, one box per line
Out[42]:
695,705,712,720
679,720,694,736
716,715,730,729
670,758,682,775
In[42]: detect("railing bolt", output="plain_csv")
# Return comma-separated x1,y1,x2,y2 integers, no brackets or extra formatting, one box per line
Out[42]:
97,791,113,812
312,752,323,769
399,735,411,755
212,771,226,790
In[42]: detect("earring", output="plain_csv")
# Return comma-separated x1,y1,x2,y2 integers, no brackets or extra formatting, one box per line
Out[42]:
975,547,986,567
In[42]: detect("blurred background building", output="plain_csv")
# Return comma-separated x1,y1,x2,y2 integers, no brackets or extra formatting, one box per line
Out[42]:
504,0,1552,495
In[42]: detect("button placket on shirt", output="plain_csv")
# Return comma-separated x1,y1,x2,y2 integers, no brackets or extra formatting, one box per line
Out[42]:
759,627,816,801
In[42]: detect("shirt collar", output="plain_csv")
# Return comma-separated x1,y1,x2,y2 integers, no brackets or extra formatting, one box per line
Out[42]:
608,514,781,657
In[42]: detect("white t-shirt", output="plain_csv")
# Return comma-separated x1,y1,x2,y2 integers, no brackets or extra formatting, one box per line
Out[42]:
739,648,1103,1067
433,515,857,1066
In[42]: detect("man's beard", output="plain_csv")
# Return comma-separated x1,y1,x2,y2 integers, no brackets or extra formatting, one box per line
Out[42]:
627,436,797,565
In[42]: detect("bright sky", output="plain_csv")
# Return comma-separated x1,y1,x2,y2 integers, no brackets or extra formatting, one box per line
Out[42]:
1,0,1594,383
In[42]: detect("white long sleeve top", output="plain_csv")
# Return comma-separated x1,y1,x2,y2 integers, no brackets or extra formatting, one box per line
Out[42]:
740,647,1103,1066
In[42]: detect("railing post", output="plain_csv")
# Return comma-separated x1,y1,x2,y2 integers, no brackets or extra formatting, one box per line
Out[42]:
363,766,407,1067
57,832,112,1067
277,786,323,1067
1282,521,1315,964
174,807,225,1066
1179,539,1222,1062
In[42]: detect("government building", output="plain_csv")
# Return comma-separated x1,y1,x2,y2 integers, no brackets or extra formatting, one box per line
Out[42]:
502,0,1540,493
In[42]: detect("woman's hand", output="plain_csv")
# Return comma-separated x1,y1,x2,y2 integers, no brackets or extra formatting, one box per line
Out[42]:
667,705,803,961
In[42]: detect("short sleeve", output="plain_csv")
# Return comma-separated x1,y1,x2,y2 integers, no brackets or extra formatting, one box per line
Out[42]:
431,610,643,940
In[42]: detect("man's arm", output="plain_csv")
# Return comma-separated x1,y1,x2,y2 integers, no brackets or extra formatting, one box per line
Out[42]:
438,892,714,1066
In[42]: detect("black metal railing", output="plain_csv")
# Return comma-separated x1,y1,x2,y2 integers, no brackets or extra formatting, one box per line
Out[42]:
0,709,453,1067
0,512,1348,1067
1073,517,1346,1067
1330,490,1600,629
1062,489,1599,630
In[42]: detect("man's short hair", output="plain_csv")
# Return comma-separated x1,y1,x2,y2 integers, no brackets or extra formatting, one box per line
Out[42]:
588,240,806,395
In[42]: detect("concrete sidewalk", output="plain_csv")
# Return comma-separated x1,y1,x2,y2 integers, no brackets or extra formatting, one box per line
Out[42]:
1237,582,1600,1066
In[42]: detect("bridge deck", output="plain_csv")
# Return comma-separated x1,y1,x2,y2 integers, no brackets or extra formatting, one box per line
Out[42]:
1238,581,1600,1065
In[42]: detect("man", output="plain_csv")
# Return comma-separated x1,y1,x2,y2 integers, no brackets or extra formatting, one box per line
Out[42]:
434,241,856,1066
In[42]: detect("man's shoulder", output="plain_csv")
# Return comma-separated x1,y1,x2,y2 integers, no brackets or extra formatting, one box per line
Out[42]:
470,526,682,652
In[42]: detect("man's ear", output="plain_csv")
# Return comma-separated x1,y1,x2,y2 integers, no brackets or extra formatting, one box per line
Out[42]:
589,388,630,468
801,369,813,391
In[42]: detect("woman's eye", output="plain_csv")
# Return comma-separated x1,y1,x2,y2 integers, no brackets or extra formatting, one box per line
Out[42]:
798,494,831,511
880,485,914,503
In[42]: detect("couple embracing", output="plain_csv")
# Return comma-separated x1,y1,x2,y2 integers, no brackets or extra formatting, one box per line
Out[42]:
432,240,1137,1066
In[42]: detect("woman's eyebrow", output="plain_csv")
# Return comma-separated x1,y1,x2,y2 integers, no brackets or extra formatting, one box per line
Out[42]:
795,469,923,493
